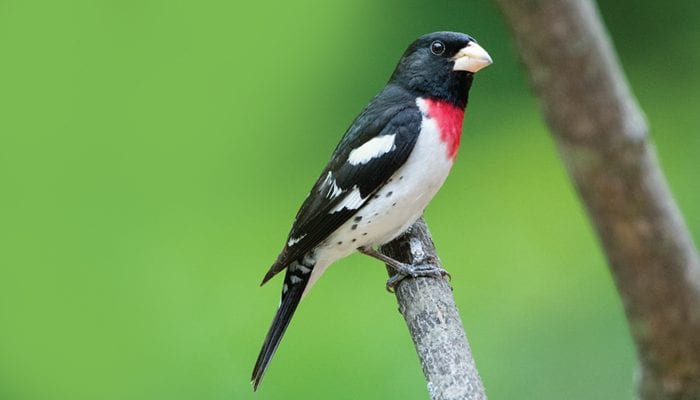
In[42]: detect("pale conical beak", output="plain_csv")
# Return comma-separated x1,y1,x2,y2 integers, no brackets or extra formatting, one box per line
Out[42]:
452,42,493,73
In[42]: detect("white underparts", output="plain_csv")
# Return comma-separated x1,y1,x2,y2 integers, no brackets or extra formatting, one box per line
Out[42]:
330,186,365,213
347,134,396,165
416,97,429,114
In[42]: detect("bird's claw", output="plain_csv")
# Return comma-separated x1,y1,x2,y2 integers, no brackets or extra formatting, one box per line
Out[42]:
385,262,451,292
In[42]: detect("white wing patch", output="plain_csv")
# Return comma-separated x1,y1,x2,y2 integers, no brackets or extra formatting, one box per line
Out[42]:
321,171,333,188
347,134,396,165
330,186,366,213
296,264,311,274
287,234,307,247
321,171,343,199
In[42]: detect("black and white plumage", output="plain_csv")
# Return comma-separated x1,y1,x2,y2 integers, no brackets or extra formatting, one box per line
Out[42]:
252,31,492,390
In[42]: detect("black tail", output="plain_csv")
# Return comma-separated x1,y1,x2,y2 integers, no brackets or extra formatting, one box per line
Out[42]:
251,267,308,390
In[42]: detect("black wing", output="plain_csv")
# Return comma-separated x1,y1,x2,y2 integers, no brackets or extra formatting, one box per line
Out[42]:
261,87,421,284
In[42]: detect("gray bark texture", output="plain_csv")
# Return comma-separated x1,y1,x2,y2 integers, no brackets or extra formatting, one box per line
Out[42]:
493,1,700,399
380,218,487,400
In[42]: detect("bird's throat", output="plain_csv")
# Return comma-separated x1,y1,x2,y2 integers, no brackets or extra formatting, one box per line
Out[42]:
424,98,465,159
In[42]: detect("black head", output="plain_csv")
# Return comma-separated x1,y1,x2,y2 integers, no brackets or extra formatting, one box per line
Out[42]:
389,31,492,109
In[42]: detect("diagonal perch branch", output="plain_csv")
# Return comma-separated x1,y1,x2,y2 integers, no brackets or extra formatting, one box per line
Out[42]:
380,217,487,400
494,1,700,398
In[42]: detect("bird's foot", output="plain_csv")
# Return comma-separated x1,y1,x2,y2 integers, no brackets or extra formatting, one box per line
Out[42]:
357,246,450,292
385,262,450,292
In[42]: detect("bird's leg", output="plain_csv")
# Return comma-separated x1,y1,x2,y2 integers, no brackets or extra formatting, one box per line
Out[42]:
357,246,406,270
357,246,450,292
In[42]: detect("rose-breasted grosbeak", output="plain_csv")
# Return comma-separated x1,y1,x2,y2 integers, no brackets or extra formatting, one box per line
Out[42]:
252,31,492,390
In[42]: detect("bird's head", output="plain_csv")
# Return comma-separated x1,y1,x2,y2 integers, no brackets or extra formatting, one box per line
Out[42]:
389,31,492,108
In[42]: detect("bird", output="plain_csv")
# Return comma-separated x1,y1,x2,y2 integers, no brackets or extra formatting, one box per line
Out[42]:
251,31,492,390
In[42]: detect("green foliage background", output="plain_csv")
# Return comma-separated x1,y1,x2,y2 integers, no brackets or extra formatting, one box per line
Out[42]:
1,1,698,399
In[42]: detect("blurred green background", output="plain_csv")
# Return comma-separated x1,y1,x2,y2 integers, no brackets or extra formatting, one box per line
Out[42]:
1,0,698,399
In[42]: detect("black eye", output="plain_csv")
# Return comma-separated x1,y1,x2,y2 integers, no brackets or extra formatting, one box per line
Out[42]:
430,40,445,55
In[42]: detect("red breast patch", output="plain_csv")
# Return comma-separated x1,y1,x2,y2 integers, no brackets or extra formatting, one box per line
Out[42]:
424,98,465,159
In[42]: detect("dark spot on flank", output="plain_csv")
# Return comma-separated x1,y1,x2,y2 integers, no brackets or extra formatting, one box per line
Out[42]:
351,224,358,230
362,232,367,236
388,178,393,182
354,216,362,222
337,241,343,245
399,176,404,180
352,238,357,243
374,213,379,217
392,202,397,207
386,191,393,197
374,194,380,199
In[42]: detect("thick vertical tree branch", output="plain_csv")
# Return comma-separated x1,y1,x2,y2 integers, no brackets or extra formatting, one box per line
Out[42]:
380,218,487,400
494,1,700,398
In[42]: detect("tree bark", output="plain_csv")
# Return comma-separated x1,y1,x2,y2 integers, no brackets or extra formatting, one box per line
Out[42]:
493,1,700,398
380,218,487,400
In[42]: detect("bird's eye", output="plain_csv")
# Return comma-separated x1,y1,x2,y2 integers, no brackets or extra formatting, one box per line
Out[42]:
430,40,445,55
